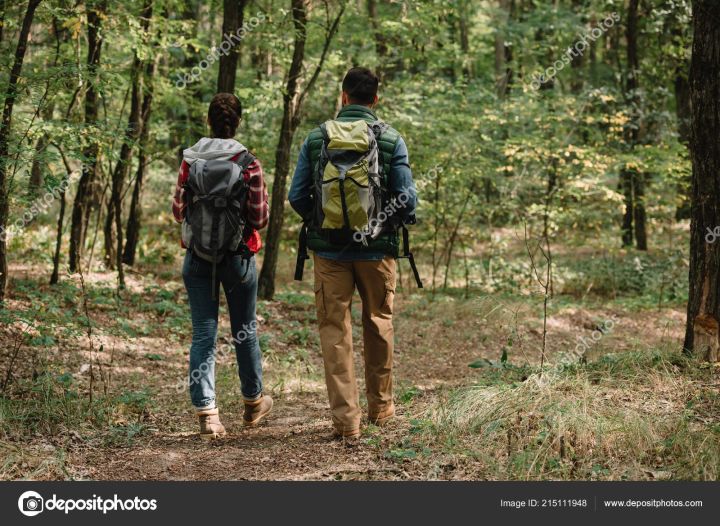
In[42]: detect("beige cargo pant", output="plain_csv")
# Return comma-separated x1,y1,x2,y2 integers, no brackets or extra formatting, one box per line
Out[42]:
313,254,396,435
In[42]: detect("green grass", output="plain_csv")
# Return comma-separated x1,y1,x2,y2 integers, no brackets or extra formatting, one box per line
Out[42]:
0,372,156,478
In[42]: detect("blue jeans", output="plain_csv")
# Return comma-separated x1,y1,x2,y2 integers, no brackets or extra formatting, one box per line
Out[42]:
182,251,263,409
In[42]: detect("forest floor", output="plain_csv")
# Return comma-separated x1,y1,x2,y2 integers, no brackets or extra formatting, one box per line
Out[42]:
1,250,719,481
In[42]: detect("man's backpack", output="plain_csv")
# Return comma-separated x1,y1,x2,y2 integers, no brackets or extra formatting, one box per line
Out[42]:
311,119,393,245
182,151,255,295
294,119,422,288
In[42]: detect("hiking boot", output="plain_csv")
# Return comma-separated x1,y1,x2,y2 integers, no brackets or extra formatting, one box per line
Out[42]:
197,408,226,440
243,395,273,427
369,403,395,426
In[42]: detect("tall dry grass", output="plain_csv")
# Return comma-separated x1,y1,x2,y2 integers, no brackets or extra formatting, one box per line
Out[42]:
426,351,719,480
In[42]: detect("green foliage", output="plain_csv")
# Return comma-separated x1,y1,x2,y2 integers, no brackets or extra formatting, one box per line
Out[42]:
0,371,153,441
0,0,703,482
0,0,693,298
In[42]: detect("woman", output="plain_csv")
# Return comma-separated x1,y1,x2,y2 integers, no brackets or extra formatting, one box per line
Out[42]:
172,93,272,439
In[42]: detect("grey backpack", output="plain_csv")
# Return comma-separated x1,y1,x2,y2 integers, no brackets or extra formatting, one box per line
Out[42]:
182,151,255,266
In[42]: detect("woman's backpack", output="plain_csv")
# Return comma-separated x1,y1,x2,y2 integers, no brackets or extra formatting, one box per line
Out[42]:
182,152,255,295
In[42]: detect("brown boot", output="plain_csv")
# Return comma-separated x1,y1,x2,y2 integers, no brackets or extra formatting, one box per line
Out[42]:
331,428,361,448
197,408,226,440
243,395,273,427
369,403,395,427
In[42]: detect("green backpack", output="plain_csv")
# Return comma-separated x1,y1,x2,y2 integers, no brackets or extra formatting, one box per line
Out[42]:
294,119,423,288
314,119,389,244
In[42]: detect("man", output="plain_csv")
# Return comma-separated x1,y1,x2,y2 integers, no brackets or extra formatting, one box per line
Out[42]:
289,67,418,441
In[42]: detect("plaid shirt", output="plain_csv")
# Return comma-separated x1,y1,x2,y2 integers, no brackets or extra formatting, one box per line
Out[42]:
172,152,269,253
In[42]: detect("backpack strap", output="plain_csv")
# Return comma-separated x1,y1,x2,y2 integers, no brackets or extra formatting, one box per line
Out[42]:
317,123,331,168
234,150,256,173
370,120,389,139
232,150,257,255
319,122,330,143
370,120,398,186
399,224,423,288
185,159,207,218
294,223,309,281
296,127,329,282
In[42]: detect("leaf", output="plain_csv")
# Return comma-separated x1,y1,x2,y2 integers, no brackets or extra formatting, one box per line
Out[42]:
145,353,163,361
385,448,417,460
469,359,493,369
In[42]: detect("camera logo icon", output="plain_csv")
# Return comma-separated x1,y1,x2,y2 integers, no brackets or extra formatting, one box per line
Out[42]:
18,491,44,517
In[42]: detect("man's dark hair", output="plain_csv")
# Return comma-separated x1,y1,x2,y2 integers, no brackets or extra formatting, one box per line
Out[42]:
342,67,379,105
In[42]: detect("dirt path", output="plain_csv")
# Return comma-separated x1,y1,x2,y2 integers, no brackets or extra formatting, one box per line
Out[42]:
72,394,413,481
2,267,688,481
62,287,686,481
64,292,481,481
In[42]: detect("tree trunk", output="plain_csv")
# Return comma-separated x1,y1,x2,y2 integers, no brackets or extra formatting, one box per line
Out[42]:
257,0,307,300
217,0,247,93
589,14,598,83
29,134,49,194
29,17,64,196
620,168,635,247
443,189,473,290
0,0,42,305
458,0,473,79
51,146,73,285
103,0,151,285
675,57,692,220
675,72,692,145
0,0,6,45
684,0,720,361
103,58,142,279
494,0,511,97
430,167,444,293
569,0,585,93
633,172,647,251
250,0,275,81
620,0,647,250
172,1,204,149
257,0,344,300
367,0,388,80
50,187,67,285
103,192,116,268
123,57,156,266
626,0,640,98
69,1,106,272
